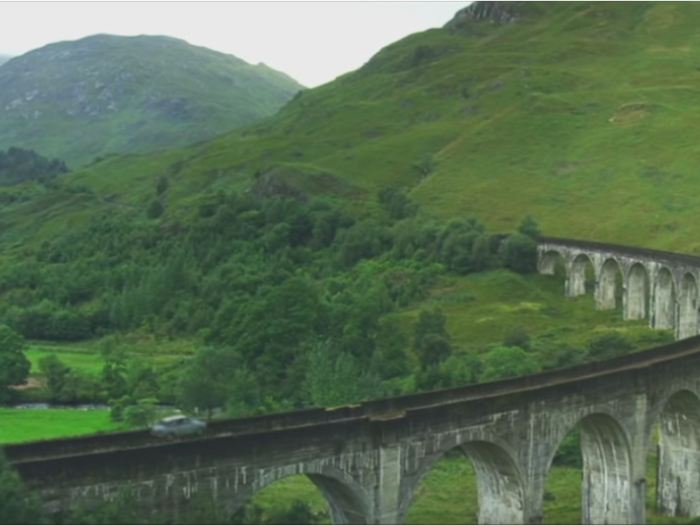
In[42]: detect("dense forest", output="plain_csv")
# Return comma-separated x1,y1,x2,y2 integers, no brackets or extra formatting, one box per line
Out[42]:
0,147,69,187
0,170,545,408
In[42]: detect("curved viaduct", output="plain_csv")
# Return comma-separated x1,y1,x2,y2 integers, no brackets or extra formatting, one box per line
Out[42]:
8,239,700,524
539,237,700,339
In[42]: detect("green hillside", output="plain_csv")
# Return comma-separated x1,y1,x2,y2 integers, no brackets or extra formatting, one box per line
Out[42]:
2,4,699,522
0,1,691,356
0,54,11,67
0,34,303,167
34,1,700,252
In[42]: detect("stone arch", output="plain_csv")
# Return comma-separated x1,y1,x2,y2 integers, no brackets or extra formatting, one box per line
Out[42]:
539,250,567,276
653,267,676,330
226,466,369,524
596,258,624,310
649,389,700,517
625,263,649,320
678,273,699,339
568,253,597,297
404,439,525,524
544,413,632,524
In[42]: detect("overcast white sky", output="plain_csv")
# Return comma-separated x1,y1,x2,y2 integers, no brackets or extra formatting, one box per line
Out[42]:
0,1,472,87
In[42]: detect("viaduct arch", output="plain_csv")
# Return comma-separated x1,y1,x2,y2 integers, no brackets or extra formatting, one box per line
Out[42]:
538,237,700,340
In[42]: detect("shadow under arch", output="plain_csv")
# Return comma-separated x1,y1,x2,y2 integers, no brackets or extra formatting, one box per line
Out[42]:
678,273,699,339
540,250,567,277
569,252,597,298
597,257,624,311
625,262,650,320
648,389,700,518
403,439,525,524
539,250,568,297
226,466,370,524
653,267,676,330
544,413,632,525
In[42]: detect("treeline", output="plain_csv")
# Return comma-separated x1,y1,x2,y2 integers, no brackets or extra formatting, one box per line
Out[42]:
0,184,541,410
2,186,537,342
0,146,69,187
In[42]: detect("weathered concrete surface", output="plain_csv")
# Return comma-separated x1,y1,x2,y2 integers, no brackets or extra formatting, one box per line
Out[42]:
656,390,700,517
12,333,700,524
538,237,700,340
626,263,648,320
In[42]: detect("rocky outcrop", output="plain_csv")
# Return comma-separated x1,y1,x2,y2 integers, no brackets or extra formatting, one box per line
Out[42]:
251,172,309,202
445,1,528,31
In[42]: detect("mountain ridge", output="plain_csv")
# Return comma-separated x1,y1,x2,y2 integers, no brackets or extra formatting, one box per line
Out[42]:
0,34,303,167
4,2,700,255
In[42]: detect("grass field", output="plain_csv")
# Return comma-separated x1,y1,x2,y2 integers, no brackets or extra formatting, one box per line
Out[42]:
0,408,119,443
25,348,106,376
400,269,673,354
24,343,190,379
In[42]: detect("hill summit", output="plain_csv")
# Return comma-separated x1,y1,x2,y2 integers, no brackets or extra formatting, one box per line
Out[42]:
0,34,303,167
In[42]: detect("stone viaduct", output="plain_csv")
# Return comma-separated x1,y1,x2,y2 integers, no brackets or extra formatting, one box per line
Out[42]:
7,239,700,525
538,237,700,340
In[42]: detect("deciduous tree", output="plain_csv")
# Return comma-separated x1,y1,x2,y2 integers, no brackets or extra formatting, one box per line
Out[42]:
0,325,30,400
481,346,541,382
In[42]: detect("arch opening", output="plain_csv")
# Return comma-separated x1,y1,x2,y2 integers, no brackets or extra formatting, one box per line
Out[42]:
596,258,624,311
678,274,698,340
648,390,700,518
625,263,649,321
406,441,524,524
225,470,368,525
544,413,632,524
567,253,596,300
540,250,567,277
653,268,676,330
539,250,568,296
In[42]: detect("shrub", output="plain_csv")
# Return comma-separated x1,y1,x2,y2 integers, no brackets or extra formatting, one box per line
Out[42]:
503,233,538,274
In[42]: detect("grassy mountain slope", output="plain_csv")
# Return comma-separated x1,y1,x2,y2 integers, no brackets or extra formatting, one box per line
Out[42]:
0,35,303,167
0,1,694,356
0,54,11,67
40,1,700,253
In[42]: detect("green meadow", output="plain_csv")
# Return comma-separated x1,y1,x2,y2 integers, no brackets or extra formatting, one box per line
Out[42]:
24,346,187,377
0,408,119,444
25,348,106,376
